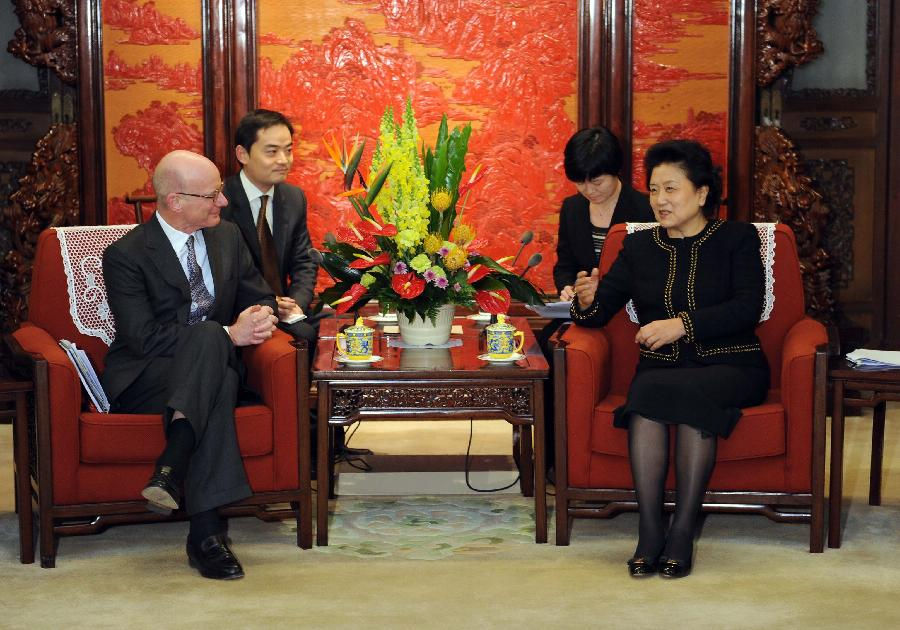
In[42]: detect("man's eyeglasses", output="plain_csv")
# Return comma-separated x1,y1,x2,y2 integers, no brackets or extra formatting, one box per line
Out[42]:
176,182,224,200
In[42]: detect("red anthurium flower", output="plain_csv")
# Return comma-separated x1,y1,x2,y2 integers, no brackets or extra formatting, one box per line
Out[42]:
466,263,491,284
360,217,398,238
348,252,391,269
331,283,367,314
336,223,378,251
475,288,511,314
391,272,426,299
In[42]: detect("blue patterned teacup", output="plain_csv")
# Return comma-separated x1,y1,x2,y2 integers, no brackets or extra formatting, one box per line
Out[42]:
336,317,374,360
485,314,525,359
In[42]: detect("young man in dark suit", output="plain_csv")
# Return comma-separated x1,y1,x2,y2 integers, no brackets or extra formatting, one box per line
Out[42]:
102,150,279,580
221,109,367,463
220,109,318,347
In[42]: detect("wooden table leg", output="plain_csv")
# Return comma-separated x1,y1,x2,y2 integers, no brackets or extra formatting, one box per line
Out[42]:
533,381,547,543
316,383,330,546
870,400,886,506
519,424,534,498
13,390,34,564
828,379,845,548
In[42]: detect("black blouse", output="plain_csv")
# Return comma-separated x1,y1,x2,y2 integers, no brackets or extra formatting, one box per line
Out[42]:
553,184,654,292
571,219,768,370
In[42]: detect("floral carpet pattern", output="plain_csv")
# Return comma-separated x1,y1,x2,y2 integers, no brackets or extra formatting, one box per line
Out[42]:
291,496,543,559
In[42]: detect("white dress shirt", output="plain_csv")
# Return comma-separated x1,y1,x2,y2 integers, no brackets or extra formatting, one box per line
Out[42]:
155,211,215,302
240,169,275,232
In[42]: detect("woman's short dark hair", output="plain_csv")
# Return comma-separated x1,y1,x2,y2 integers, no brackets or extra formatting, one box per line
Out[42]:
563,126,624,182
235,109,294,154
644,139,722,218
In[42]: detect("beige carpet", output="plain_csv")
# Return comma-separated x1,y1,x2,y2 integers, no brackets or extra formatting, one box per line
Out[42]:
0,415,898,629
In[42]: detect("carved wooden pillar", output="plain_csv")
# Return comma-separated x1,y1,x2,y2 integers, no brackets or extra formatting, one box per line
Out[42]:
754,0,832,322
204,0,257,176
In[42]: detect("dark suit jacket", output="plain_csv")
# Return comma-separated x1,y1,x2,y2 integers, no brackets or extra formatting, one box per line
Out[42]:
553,185,654,292
221,175,317,312
101,215,276,403
571,219,767,370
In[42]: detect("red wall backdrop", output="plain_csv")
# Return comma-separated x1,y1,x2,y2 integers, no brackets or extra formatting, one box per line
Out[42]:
102,0,204,225
631,1,731,195
257,0,578,292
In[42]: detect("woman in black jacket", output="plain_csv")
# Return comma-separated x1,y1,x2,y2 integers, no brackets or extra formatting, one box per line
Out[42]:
538,127,654,474
553,127,655,301
571,140,769,579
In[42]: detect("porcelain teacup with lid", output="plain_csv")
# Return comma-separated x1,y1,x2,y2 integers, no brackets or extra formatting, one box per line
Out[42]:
485,313,525,359
336,317,375,360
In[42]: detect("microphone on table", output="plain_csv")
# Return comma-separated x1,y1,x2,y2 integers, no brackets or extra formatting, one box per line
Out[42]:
518,252,542,279
511,230,534,267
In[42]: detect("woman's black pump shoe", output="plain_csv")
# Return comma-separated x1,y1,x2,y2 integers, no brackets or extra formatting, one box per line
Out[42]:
658,557,692,579
627,556,660,578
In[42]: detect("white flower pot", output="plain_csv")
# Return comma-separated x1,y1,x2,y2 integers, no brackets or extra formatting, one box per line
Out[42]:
398,304,455,346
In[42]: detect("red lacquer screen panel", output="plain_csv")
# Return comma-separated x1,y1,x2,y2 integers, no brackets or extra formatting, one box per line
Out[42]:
631,1,730,198
102,0,204,225
257,0,577,292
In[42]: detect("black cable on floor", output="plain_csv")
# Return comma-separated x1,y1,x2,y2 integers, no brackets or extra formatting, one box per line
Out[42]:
464,419,520,492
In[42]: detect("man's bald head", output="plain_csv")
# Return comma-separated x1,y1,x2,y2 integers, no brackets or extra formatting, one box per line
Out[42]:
153,150,218,209
152,150,225,233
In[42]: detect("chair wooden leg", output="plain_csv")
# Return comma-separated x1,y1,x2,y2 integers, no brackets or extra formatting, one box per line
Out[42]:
555,486,570,545
870,401,886,506
13,390,35,564
39,509,56,568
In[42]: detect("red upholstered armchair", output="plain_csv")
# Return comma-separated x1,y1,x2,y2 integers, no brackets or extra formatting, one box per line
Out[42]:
8,227,312,567
551,223,828,552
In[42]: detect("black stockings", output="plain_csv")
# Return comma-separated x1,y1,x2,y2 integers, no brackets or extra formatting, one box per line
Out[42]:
627,415,718,563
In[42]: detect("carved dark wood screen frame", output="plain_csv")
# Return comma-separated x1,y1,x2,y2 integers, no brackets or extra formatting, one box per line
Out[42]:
784,0,877,100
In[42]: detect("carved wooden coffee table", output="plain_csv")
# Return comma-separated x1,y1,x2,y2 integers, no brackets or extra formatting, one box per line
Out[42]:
312,316,549,546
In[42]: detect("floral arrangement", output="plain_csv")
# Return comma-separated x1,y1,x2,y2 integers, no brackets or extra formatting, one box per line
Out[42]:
314,99,544,323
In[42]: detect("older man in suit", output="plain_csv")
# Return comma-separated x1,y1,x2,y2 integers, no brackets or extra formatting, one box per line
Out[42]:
101,150,278,580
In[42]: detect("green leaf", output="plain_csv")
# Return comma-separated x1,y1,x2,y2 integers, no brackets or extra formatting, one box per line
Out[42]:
445,124,471,196
364,162,393,207
431,139,449,195
495,274,547,306
321,252,364,283
423,144,433,180
343,140,366,190
348,196,371,222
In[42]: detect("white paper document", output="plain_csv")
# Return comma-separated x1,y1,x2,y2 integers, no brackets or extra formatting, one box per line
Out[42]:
845,348,900,368
59,339,110,412
281,313,307,325
525,300,572,320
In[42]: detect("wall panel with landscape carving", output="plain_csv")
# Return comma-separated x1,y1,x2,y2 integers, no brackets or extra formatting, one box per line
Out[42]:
256,0,577,293
101,0,204,224
630,0,731,194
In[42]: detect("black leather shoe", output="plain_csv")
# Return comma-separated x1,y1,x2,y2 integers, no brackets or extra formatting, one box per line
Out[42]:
627,555,660,578
659,557,692,579
141,465,181,514
186,534,244,580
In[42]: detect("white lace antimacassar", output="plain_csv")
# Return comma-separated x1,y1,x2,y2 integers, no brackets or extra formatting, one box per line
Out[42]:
55,225,136,345
622,222,777,325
